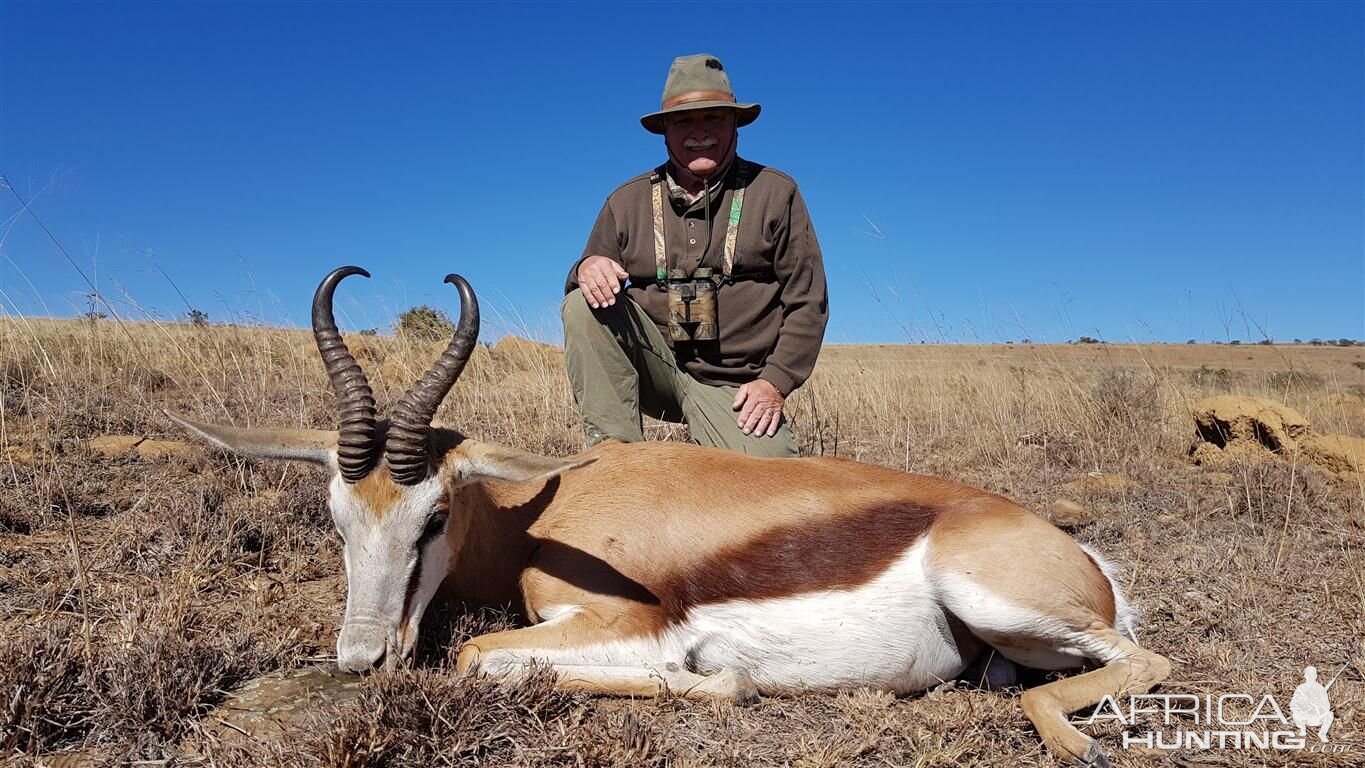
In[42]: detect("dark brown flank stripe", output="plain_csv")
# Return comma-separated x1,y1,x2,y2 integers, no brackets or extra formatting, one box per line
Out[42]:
655,501,940,620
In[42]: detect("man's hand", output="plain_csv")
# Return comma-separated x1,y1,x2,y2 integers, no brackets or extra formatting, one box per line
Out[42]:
732,379,785,437
577,255,630,308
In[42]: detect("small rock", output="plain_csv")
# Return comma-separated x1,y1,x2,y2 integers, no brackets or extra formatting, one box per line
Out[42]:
134,439,193,459
86,435,144,456
1048,499,1099,528
1061,472,1130,495
186,665,363,748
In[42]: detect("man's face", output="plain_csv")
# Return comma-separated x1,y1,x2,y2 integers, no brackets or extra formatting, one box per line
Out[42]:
664,108,737,180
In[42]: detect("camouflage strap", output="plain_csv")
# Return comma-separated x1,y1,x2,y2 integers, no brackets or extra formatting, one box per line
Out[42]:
650,162,750,285
722,162,749,280
651,170,668,284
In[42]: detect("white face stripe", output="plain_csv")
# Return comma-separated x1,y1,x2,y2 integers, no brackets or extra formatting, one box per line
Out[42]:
330,473,451,670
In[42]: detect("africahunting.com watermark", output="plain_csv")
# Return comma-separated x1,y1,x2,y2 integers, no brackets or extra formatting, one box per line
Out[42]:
1086,665,1352,754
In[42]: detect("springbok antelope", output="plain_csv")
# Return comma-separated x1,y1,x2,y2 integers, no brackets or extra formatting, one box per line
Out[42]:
168,267,1169,766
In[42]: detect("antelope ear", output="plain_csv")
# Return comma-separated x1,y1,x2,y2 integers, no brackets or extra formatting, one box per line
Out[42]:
440,439,593,486
164,410,337,467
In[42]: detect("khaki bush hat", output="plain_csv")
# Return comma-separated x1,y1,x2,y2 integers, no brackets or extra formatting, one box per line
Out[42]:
640,54,761,135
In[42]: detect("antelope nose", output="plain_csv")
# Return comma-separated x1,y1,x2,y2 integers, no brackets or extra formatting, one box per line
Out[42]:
337,623,387,673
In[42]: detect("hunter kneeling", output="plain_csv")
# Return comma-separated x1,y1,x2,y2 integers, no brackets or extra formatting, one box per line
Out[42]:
562,53,828,457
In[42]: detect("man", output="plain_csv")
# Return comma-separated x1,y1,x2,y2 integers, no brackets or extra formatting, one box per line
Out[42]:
562,53,827,457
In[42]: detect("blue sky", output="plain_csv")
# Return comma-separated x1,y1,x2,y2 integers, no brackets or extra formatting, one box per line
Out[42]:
2,1,1361,344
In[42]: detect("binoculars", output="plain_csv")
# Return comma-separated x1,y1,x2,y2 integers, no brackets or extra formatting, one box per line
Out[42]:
665,267,719,342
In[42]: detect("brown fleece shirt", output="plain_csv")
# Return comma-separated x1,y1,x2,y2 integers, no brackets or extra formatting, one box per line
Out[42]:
565,158,828,396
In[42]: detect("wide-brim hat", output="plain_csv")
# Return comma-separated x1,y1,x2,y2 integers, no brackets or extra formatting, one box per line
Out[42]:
640,54,761,135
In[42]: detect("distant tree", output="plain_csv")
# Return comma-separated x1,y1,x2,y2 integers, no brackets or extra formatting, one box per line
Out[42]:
187,308,210,328
1293,338,1303,344
1337,338,1357,347
1186,339,1197,345
1077,336,1102,345
1256,338,1273,345
359,328,379,336
397,305,455,341
1309,338,1324,346
1229,339,1241,345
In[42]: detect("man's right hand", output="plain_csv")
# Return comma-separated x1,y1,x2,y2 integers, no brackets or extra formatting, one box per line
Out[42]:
577,255,630,309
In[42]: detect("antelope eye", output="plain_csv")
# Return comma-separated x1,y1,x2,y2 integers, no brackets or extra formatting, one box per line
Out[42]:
419,511,448,543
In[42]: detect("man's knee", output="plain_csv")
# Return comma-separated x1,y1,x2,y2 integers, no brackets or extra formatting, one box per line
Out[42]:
561,290,595,331
737,430,799,458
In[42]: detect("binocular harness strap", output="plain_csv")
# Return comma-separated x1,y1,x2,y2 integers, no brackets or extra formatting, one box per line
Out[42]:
722,163,748,279
651,162,751,286
651,175,668,284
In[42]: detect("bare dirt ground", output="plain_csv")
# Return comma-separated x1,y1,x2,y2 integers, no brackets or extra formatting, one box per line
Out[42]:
2,320,1363,767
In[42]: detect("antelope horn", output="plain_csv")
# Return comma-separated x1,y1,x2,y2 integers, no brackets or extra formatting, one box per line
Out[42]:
312,266,378,484
386,274,479,485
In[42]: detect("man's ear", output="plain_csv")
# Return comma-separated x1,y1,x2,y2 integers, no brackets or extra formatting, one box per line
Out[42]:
441,439,594,486
164,410,336,467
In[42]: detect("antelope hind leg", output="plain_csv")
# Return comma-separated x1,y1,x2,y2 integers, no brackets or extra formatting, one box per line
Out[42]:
1017,632,1171,766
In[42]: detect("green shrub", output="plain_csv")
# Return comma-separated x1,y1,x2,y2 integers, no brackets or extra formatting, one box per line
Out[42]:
397,305,455,341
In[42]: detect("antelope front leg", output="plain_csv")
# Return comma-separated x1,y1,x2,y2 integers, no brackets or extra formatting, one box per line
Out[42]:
536,662,758,704
455,620,758,704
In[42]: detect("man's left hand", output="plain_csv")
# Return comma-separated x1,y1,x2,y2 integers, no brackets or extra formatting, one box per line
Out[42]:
732,379,785,437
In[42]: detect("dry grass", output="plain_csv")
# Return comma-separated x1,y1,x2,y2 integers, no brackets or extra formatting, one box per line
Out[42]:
3,316,1364,766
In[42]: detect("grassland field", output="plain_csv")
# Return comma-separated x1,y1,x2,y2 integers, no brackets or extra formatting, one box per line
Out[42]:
2,317,1363,767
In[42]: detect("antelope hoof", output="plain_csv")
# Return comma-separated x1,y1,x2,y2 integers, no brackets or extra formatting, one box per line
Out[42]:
1077,741,1111,768
691,666,759,705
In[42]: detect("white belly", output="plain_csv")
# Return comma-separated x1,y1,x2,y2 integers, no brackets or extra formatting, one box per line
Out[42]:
677,539,976,694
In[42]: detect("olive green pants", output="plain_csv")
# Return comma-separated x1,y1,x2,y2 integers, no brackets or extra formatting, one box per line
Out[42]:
561,290,798,457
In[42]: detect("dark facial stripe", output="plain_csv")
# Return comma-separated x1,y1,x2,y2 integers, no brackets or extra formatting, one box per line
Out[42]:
656,501,938,619
400,547,424,631
400,497,450,630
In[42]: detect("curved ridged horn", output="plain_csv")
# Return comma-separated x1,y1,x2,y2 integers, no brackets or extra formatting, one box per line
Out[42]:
386,274,479,485
312,266,378,484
